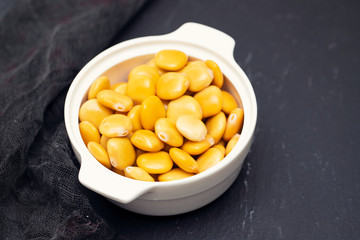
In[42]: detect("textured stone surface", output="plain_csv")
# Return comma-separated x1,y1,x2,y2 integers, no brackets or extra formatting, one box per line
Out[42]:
104,0,360,239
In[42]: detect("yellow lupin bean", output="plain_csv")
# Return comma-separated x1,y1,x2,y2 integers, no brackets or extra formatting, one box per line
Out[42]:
124,166,155,182
155,118,183,147
169,148,199,173
79,121,100,146
111,82,127,95
97,90,133,112
225,133,240,156
166,95,202,121
155,49,188,71
126,131,134,139
107,138,135,170
111,167,125,176
79,99,113,129
87,141,111,168
162,99,170,110
205,60,224,88
126,75,155,104
127,105,142,131
140,96,166,131
197,147,224,173
182,61,213,92
114,111,128,115
205,111,226,144
158,168,194,182
128,65,160,86
194,85,222,118
99,114,132,137
100,135,109,150
217,139,226,146
176,115,207,142
213,144,226,156
136,148,146,158
136,151,173,174
221,90,239,115
146,58,166,75
181,134,215,155
156,72,190,100
130,129,164,152
88,76,110,99
223,108,244,141
80,50,246,182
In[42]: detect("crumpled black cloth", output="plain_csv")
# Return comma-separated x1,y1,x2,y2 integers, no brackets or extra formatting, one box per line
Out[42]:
0,0,147,239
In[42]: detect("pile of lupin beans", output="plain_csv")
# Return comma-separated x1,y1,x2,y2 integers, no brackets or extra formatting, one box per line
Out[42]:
79,49,244,182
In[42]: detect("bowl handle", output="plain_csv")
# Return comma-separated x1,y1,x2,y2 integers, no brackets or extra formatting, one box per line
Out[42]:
78,156,154,204
167,22,236,59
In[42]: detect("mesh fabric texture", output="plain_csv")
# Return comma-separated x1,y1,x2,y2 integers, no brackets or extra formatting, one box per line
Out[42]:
0,0,147,239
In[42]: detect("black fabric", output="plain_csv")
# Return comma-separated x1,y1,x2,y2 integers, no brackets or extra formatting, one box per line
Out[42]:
0,0,147,239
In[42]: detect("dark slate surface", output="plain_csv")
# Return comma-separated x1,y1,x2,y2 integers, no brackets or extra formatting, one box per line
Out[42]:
1,0,359,239
92,0,360,239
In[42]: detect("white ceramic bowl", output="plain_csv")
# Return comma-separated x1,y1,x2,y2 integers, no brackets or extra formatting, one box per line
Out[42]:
64,22,257,216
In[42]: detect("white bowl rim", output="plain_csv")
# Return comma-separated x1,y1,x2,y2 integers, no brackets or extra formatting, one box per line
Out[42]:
64,22,257,202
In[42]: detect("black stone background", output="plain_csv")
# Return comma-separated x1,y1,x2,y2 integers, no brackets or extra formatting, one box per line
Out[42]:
1,0,360,239
105,1,360,239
